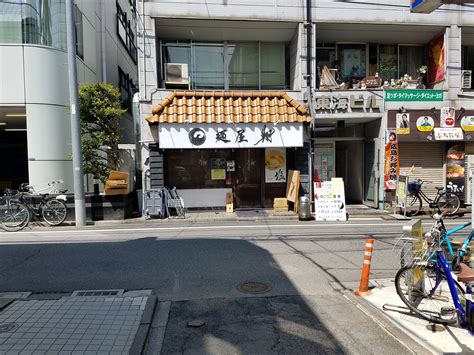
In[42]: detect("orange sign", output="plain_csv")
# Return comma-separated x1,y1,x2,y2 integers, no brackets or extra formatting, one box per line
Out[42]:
427,34,445,84
384,130,399,190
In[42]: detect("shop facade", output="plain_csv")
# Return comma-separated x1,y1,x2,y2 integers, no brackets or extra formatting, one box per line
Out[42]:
387,107,474,202
145,91,310,208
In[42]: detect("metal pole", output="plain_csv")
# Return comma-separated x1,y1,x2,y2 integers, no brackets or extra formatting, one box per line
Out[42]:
65,0,86,226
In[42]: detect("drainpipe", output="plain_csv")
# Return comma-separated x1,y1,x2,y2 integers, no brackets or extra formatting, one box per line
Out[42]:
100,0,106,82
305,0,316,207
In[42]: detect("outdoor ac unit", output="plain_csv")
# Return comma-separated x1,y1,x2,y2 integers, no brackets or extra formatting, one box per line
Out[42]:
462,70,472,89
165,63,189,85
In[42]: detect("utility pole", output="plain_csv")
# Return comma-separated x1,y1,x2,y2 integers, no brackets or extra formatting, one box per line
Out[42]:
65,0,86,227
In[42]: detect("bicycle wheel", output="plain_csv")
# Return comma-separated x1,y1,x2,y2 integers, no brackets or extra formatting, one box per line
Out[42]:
438,192,461,216
42,199,67,226
0,200,30,232
395,265,465,324
404,193,422,216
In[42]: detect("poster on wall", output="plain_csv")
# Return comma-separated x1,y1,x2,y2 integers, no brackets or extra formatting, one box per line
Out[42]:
314,178,347,221
211,158,226,180
265,148,287,183
441,107,456,128
314,143,334,182
384,130,399,190
446,143,465,199
416,116,435,132
461,116,474,132
343,49,361,77
427,34,445,84
396,113,410,134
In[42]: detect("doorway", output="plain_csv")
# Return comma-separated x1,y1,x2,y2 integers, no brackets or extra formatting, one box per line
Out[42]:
335,140,364,204
234,149,262,208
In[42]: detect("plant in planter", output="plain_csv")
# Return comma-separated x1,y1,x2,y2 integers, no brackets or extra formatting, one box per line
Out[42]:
78,83,127,184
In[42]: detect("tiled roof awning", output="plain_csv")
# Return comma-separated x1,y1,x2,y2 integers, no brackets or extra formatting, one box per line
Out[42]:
147,91,310,124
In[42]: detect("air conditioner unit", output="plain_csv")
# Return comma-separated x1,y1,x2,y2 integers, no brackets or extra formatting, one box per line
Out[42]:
165,63,189,85
462,70,472,89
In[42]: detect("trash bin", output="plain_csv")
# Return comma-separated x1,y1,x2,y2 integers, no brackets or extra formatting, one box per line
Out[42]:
298,196,312,221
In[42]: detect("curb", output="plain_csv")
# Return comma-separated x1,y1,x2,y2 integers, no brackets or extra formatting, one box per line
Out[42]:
129,293,158,355
342,290,432,355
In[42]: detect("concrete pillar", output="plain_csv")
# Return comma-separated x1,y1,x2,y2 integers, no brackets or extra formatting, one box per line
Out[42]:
446,25,462,101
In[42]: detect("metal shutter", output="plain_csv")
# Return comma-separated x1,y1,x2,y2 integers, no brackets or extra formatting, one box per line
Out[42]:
399,142,445,200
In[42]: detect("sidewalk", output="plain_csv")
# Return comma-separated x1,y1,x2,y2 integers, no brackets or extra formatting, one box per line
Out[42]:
360,279,474,354
0,290,155,354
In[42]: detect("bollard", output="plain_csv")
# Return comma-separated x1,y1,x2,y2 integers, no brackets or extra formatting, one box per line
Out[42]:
355,238,375,297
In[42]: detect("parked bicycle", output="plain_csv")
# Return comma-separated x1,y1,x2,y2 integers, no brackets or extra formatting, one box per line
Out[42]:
15,182,68,226
395,210,474,329
0,189,30,232
404,179,460,217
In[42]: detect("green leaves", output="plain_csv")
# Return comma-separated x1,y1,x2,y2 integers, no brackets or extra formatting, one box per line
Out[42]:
79,83,126,183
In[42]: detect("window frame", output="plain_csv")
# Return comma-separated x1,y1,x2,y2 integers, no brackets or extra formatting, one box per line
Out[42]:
74,5,84,60
116,1,137,63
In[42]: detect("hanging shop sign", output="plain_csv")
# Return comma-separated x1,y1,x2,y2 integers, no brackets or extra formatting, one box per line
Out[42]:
396,113,410,134
265,148,287,183
416,116,435,132
440,107,456,128
384,130,399,191
385,90,443,102
211,158,226,180
461,116,474,132
433,127,463,141
313,93,380,113
314,178,347,221
158,123,303,149
446,143,465,198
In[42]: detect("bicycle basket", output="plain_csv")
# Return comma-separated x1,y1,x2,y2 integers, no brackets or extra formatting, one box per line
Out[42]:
408,181,422,194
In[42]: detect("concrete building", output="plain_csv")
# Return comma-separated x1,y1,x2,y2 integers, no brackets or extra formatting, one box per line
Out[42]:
137,0,474,211
0,0,138,193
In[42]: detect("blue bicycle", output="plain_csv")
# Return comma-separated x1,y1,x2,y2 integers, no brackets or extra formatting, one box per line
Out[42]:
395,211,474,329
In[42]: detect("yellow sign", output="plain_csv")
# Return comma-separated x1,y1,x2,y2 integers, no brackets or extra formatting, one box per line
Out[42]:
461,116,474,132
416,116,434,132
211,169,226,180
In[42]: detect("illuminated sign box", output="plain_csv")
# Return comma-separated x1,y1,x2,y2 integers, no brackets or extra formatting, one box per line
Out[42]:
411,0,442,13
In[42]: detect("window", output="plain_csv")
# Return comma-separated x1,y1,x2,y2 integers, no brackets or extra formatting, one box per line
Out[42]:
338,44,367,81
378,45,397,81
116,2,137,63
399,45,425,79
462,45,474,89
162,41,288,90
118,67,135,108
74,5,83,60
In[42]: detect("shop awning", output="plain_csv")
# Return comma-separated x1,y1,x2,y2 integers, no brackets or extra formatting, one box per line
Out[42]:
146,91,310,124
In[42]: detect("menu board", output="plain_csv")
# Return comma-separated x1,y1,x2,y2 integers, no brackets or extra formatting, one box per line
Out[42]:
265,148,286,183
314,178,347,221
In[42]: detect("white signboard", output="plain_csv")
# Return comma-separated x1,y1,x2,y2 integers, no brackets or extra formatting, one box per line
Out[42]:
265,148,286,183
158,123,303,149
314,178,347,221
440,107,456,128
433,127,463,141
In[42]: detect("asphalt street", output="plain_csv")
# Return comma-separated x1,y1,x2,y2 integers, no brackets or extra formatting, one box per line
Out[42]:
2,218,469,353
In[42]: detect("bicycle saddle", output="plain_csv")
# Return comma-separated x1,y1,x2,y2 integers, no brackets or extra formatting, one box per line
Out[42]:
435,186,444,191
457,263,474,283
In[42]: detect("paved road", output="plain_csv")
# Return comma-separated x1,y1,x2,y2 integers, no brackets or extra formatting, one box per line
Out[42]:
2,219,464,353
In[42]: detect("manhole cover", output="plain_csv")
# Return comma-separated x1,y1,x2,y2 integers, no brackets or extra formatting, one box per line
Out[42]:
426,324,445,332
0,323,17,333
237,281,271,294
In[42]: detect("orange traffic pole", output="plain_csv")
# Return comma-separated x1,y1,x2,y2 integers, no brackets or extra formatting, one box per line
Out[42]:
355,238,375,297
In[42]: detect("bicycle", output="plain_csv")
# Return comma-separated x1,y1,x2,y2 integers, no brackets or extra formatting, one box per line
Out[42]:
395,210,474,329
0,189,30,232
404,179,461,217
17,183,68,226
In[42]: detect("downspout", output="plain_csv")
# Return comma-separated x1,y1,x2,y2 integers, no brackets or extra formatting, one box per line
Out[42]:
142,0,147,100
305,0,316,207
100,0,106,82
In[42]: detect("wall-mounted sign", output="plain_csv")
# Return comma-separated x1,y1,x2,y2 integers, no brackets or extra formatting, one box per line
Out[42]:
396,113,410,134
446,143,465,199
159,123,303,149
265,148,286,183
416,116,435,132
211,158,226,180
384,130,399,190
461,116,474,132
433,127,463,141
313,93,379,113
226,160,235,172
441,107,456,128
314,178,347,221
385,90,443,102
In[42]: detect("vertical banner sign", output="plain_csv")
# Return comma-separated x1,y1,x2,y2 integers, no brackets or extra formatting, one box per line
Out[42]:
384,130,399,190
265,148,287,183
427,33,445,84
446,143,465,199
